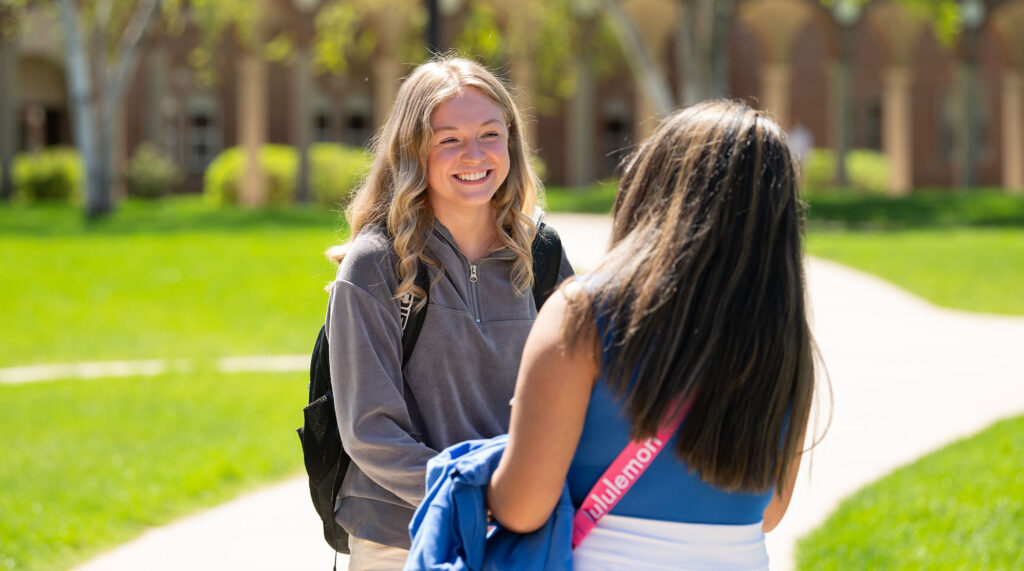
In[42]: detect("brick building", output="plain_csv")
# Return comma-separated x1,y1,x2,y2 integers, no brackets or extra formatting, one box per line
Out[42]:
4,0,1024,195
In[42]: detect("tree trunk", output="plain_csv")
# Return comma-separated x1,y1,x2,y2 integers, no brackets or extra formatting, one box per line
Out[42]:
60,0,161,218
709,0,734,98
294,46,312,203
677,0,734,106
59,0,108,218
958,30,980,190
0,35,16,201
833,25,853,188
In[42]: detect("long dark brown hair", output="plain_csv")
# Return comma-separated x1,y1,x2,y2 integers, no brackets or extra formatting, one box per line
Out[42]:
566,100,814,495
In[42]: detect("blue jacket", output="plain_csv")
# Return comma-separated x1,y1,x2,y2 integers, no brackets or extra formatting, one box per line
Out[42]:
405,435,575,571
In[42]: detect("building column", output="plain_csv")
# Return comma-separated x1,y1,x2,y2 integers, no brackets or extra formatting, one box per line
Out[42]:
370,13,407,135
760,62,792,132
1003,68,1024,193
371,54,401,137
238,51,267,207
509,55,537,149
883,66,913,196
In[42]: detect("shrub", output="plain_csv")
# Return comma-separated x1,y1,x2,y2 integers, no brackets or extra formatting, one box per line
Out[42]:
803,148,890,194
529,155,548,183
309,143,370,209
124,143,184,199
204,144,369,207
13,148,83,203
204,145,296,206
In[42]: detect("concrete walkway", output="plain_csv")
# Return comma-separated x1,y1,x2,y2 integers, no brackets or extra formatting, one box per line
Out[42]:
74,213,1024,570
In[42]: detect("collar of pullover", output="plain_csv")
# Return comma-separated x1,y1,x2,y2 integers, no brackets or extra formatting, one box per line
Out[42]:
430,218,518,263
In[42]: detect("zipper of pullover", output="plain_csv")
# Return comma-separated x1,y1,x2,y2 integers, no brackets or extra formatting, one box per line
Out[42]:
469,263,481,323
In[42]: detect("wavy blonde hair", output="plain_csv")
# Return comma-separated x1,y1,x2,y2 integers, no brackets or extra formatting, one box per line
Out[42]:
327,57,541,308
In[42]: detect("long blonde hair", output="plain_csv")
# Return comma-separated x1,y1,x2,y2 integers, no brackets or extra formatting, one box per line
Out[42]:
327,57,541,308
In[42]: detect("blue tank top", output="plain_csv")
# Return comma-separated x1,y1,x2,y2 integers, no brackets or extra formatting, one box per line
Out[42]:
566,286,774,525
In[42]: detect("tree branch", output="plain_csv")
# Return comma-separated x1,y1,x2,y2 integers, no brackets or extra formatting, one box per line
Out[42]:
104,0,161,124
599,0,674,116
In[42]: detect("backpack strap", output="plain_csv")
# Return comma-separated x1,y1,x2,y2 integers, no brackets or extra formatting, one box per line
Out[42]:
531,222,563,310
400,262,431,368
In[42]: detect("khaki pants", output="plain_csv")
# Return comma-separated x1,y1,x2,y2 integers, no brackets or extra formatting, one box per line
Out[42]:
347,536,409,571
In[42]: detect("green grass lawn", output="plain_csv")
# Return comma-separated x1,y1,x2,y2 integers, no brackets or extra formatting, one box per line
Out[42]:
807,228,1024,315
797,414,1024,569
0,370,305,571
2,192,1021,569
0,198,344,367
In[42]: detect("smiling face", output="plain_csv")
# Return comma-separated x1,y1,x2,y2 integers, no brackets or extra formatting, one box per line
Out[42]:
425,87,511,223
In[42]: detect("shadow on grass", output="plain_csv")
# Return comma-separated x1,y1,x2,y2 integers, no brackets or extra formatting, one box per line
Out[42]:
547,185,1024,229
0,195,345,237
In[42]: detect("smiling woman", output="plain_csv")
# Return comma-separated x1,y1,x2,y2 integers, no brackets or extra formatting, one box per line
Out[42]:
425,87,512,261
316,57,574,567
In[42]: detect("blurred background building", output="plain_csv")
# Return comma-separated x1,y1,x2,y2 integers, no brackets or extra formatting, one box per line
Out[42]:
4,0,1023,195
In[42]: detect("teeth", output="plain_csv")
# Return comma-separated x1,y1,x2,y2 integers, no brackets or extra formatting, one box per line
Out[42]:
456,171,488,181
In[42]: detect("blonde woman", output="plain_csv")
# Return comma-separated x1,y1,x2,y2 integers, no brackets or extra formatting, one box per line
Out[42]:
488,101,817,569
324,57,573,569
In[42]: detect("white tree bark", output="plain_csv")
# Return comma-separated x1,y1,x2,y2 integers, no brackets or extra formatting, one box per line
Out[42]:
59,0,162,218
59,0,104,216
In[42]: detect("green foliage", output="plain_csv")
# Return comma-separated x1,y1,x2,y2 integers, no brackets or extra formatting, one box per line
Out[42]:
309,143,372,208
123,143,184,199
203,143,370,208
807,228,1024,315
817,0,962,45
0,370,306,571
12,148,83,203
455,2,505,65
313,0,425,76
544,182,619,214
806,191,1024,228
797,415,1024,569
204,145,293,206
454,1,624,109
803,148,890,194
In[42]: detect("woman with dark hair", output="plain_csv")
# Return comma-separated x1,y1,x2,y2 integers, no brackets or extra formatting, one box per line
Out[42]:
486,100,818,569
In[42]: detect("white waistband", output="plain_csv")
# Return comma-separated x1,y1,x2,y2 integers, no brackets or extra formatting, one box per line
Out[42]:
574,514,769,570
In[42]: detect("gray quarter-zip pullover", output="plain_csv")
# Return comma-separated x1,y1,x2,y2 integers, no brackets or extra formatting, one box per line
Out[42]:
325,219,574,548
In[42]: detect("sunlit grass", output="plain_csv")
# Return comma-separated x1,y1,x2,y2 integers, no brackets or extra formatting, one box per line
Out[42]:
797,415,1024,569
807,228,1024,315
0,370,306,571
0,197,343,367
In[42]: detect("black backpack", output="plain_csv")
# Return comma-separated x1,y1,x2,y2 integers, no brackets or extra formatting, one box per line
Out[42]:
296,223,563,554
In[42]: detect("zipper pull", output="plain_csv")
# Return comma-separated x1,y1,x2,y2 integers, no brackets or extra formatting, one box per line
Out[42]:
469,264,478,283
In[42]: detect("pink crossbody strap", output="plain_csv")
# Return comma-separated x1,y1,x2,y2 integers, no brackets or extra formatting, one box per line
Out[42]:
571,395,694,549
